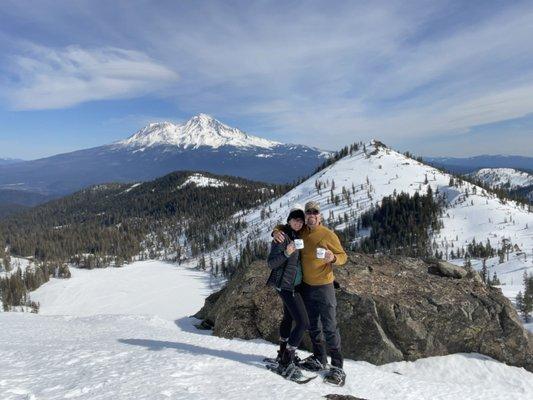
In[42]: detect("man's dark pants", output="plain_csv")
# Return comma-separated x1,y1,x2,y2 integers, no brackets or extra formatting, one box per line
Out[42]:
301,282,343,368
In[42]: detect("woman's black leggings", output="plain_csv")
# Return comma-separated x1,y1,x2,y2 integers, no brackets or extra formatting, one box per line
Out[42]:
278,288,310,348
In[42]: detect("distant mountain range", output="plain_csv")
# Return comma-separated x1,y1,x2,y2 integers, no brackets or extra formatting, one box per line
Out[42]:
0,158,24,166
0,114,329,211
424,155,533,174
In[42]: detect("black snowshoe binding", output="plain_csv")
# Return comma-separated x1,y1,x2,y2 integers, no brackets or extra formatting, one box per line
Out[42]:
298,355,327,372
323,366,346,386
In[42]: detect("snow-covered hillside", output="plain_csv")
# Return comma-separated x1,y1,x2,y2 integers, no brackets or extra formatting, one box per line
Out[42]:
178,173,242,189
470,168,533,190
2,260,531,399
205,141,532,301
0,257,32,278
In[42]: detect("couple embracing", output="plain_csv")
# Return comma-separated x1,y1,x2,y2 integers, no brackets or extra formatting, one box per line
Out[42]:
266,201,347,386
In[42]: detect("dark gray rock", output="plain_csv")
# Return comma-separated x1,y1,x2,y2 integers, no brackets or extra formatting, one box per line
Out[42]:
194,253,533,372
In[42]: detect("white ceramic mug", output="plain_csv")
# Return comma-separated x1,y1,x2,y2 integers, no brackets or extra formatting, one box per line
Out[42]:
316,247,326,259
294,239,304,249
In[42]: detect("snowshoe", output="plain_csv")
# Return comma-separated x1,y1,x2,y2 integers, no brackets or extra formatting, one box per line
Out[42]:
262,356,279,365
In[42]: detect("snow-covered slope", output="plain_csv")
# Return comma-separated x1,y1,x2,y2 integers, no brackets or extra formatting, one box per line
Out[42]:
1,260,531,399
118,113,280,149
178,173,241,189
204,141,532,301
470,168,533,190
0,257,32,278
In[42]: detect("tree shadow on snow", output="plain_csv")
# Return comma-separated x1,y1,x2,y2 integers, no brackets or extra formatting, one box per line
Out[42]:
118,338,265,370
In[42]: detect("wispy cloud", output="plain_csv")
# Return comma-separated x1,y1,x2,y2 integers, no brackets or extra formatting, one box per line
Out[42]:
4,45,179,110
129,1,533,150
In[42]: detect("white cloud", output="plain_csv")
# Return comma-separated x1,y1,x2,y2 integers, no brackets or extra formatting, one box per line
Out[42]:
5,45,179,110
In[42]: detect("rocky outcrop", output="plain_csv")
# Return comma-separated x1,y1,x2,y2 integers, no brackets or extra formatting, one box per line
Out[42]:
194,253,533,371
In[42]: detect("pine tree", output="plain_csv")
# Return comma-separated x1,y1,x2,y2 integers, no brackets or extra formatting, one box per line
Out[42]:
516,291,524,314
481,259,488,283
489,272,501,286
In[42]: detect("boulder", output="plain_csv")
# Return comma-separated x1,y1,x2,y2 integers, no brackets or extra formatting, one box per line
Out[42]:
194,253,533,371
428,260,468,279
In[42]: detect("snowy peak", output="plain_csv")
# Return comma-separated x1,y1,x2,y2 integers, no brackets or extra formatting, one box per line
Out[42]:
118,114,281,150
469,168,533,190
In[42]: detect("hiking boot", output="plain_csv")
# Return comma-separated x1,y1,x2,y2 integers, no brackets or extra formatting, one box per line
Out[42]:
323,366,346,386
298,355,327,371
275,349,283,363
276,340,288,363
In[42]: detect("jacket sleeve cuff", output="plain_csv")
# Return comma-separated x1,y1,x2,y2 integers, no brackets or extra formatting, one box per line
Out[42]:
283,250,291,258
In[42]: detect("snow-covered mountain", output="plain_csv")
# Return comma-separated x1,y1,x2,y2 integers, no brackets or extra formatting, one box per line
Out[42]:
202,141,532,302
0,114,330,201
118,113,280,149
468,168,533,202
469,168,533,203
469,168,533,190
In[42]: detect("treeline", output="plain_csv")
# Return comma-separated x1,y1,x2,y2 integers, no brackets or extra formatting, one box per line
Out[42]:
198,239,269,279
510,184,533,203
355,188,444,257
0,262,70,312
516,273,533,322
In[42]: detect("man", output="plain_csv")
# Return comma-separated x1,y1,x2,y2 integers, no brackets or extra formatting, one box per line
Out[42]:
273,200,347,386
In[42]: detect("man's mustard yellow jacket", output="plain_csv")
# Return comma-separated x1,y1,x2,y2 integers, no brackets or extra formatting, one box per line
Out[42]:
275,224,347,286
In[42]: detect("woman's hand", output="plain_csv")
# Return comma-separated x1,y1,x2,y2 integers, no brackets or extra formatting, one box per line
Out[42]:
285,241,296,256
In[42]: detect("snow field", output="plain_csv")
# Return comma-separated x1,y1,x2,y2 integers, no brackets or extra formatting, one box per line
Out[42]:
30,260,212,319
1,260,532,399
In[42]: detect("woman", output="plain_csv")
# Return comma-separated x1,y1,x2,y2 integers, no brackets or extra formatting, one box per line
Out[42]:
266,205,309,380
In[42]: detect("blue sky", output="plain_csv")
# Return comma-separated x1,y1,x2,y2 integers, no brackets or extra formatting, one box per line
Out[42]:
1,0,532,160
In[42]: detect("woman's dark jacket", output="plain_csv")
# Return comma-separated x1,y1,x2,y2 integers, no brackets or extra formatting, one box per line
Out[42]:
266,225,301,291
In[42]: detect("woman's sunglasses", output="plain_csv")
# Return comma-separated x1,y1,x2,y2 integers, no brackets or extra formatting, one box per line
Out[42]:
305,209,320,215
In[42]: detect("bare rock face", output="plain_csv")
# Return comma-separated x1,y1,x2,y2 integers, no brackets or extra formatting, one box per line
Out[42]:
194,253,533,371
